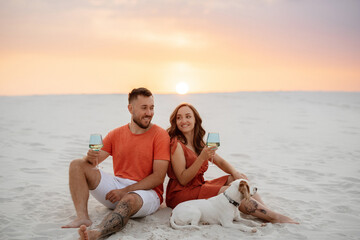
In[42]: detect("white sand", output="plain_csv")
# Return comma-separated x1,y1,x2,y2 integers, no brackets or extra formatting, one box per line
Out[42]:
0,92,359,240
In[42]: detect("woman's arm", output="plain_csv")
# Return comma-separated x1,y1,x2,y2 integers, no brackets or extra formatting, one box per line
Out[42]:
171,142,214,186
213,154,248,180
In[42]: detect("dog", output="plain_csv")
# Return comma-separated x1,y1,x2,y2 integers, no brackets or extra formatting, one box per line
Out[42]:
170,179,261,232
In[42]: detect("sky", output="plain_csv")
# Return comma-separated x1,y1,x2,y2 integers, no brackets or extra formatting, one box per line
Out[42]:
0,0,360,96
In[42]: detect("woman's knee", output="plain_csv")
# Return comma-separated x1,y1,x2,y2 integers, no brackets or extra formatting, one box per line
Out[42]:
217,186,229,194
226,175,235,185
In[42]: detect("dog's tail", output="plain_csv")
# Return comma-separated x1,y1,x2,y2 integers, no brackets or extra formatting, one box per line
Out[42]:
170,216,201,230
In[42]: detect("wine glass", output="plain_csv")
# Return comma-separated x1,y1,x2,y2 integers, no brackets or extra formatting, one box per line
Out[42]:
89,133,103,169
206,132,220,166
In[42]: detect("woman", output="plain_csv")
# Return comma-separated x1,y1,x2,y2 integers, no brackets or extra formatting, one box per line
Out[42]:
166,103,298,224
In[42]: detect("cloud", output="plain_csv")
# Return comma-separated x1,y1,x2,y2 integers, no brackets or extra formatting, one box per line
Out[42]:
0,0,359,95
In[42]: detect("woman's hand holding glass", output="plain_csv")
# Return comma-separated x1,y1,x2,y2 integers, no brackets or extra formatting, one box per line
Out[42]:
199,145,217,163
206,132,220,165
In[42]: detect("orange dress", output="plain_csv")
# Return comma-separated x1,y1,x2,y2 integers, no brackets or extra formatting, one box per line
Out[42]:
166,138,229,208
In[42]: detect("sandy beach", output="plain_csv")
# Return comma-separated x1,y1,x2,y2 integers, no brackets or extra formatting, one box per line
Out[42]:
0,92,359,240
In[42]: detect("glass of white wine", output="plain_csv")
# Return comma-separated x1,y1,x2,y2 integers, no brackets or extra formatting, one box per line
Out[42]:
89,133,103,169
206,132,220,166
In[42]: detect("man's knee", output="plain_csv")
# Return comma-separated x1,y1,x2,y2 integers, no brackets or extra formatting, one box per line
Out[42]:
122,193,143,205
69,158,91,171
69,158,100,188
116,193,143,216
70,158,83,168
69,159,90,179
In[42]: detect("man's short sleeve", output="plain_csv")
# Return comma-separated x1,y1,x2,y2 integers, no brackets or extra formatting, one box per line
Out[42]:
101,130,113,155
153,128,170,161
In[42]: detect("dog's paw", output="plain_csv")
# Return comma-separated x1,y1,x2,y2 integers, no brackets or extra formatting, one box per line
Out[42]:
251,228,257,233
261,223,267,227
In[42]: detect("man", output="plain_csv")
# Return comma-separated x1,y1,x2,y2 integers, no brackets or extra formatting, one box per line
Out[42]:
62,88,170,239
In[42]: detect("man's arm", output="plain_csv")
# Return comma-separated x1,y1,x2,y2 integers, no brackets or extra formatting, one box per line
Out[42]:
105,159,169,203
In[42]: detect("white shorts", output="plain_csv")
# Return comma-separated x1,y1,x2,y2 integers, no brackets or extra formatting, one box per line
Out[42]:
90,170,160,218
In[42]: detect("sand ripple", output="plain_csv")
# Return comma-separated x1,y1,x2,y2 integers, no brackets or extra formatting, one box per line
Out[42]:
0,92,359,239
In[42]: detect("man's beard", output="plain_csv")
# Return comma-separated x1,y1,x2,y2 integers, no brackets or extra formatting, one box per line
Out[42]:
133,116,152,129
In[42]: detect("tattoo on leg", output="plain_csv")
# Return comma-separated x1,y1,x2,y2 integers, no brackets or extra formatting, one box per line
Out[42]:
245,200,258,214
115,201,132,216
98,201,132,237
244,200,267,215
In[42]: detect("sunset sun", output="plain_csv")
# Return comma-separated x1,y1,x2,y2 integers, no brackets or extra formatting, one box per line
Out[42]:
175,82,189,95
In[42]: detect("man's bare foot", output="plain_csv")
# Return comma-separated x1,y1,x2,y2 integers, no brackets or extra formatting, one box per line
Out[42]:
61,218,92,228
78,225,88,240
78,225,101,240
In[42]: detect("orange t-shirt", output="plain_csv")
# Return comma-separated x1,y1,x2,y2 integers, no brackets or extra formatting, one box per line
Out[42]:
102,124,170,203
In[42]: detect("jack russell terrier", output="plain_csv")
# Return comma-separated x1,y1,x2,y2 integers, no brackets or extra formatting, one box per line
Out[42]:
170,179,262,232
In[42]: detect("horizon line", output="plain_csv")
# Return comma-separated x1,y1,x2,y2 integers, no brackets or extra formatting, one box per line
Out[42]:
1,90,359,97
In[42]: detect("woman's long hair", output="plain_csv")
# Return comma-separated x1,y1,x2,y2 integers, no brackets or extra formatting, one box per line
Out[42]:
167,103,206,155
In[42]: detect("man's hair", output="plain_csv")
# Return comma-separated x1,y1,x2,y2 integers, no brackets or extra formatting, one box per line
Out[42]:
128,87,153,104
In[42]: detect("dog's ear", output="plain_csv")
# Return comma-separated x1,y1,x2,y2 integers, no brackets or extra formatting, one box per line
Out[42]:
239,180,250,200
251,187,258,196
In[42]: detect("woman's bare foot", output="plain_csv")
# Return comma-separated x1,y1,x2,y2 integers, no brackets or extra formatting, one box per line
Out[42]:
61,217,92,228
78,225,101,240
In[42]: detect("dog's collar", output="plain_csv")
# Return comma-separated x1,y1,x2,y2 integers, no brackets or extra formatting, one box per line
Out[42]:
223,192,240,207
